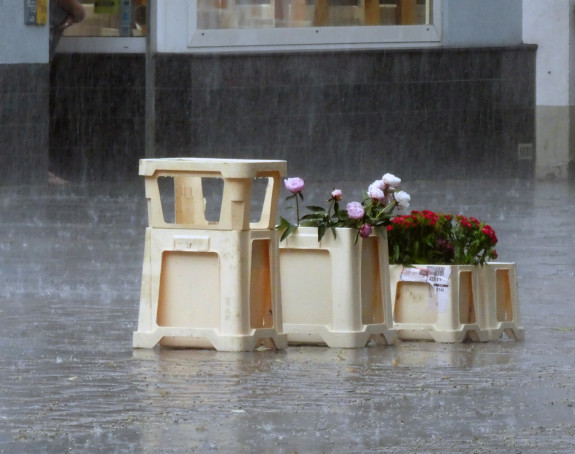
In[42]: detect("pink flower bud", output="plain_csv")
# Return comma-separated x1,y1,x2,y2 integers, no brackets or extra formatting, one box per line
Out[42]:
360,224,372,238
331,189,342,201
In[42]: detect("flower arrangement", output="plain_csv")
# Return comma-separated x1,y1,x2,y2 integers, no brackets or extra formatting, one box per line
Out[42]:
278,173,410,242
387,210,498,265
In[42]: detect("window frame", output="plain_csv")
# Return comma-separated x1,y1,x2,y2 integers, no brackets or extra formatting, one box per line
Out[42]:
57,37,145,54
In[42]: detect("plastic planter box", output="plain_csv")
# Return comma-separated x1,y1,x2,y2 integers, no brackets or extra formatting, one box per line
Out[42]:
390,264,489,343
279,227,397,348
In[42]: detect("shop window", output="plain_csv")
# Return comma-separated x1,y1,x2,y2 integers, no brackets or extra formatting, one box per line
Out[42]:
197,0,433,29
62,0,147,37
189,0,440,50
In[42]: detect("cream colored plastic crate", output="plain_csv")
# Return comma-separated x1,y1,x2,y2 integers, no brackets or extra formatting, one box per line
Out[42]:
139,158,286,231
390,264,489,343
279,227,397,348
479,262,524,341
133,158,287,351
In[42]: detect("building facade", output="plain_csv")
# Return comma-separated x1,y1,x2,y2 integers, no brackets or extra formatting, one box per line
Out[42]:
0,1,549,184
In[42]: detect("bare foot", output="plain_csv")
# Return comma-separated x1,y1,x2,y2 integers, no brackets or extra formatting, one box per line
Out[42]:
48,171,69,186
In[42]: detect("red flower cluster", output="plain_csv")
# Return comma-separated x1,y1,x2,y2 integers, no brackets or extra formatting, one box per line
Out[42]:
455,215,498,243
456,215,480,229
387,210,499,265
388,210,451,230
481,224,498,244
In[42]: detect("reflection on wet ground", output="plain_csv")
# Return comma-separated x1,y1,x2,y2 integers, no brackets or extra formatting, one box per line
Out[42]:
1,177,574,452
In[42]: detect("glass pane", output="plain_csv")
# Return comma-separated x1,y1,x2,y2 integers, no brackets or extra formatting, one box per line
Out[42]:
197,0,433,30
62,1,147,37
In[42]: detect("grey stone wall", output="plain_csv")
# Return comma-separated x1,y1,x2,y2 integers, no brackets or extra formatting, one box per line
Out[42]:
48,46,535,182
49,54,145,182
154,46,536,181
0,64,49,185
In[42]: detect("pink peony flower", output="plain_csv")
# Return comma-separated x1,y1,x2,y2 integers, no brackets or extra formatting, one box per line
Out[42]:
367,182,385,201
360,224,372,238
331,189,342,201
382,173,401,188
284,177,304,194
346,201,365,220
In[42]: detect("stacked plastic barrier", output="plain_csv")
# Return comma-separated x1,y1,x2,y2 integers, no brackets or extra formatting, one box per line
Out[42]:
133,158,288,351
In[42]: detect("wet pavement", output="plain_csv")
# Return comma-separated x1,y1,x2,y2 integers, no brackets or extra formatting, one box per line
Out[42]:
1,176,575,453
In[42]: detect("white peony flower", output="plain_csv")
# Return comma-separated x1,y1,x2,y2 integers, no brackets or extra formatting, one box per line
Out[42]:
373,179,386,190
394,190,410,208
382,173,401,188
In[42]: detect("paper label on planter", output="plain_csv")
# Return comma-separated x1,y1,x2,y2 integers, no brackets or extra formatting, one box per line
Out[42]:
400,266,451,313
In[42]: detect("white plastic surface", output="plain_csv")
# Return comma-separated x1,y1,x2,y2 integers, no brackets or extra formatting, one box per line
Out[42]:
279,227,397,348
478,262,524,341
140,158,287,231
134,228,286,350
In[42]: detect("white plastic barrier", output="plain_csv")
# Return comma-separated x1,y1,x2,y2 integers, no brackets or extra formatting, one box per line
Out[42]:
479,262,524,341
133,158,288,351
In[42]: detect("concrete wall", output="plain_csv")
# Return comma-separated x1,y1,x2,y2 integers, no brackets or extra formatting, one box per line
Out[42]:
49,54,146,182
0,64,49,185
0,1,48,64
0,1,49,185
523,0,575,179
443,0,523,47
150,47,535,181
48,47,535,183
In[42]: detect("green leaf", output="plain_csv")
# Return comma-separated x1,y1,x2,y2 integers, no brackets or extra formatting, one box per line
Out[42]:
300,219,319,227
276,216,292,231
318,223,327,242
301,213,324,221
393,243,400,263
375,226,387,239
330,226,337,240
305,205,327,213
280,224,297,242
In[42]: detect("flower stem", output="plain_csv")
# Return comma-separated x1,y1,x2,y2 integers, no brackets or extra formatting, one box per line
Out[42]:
296,195,300,226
